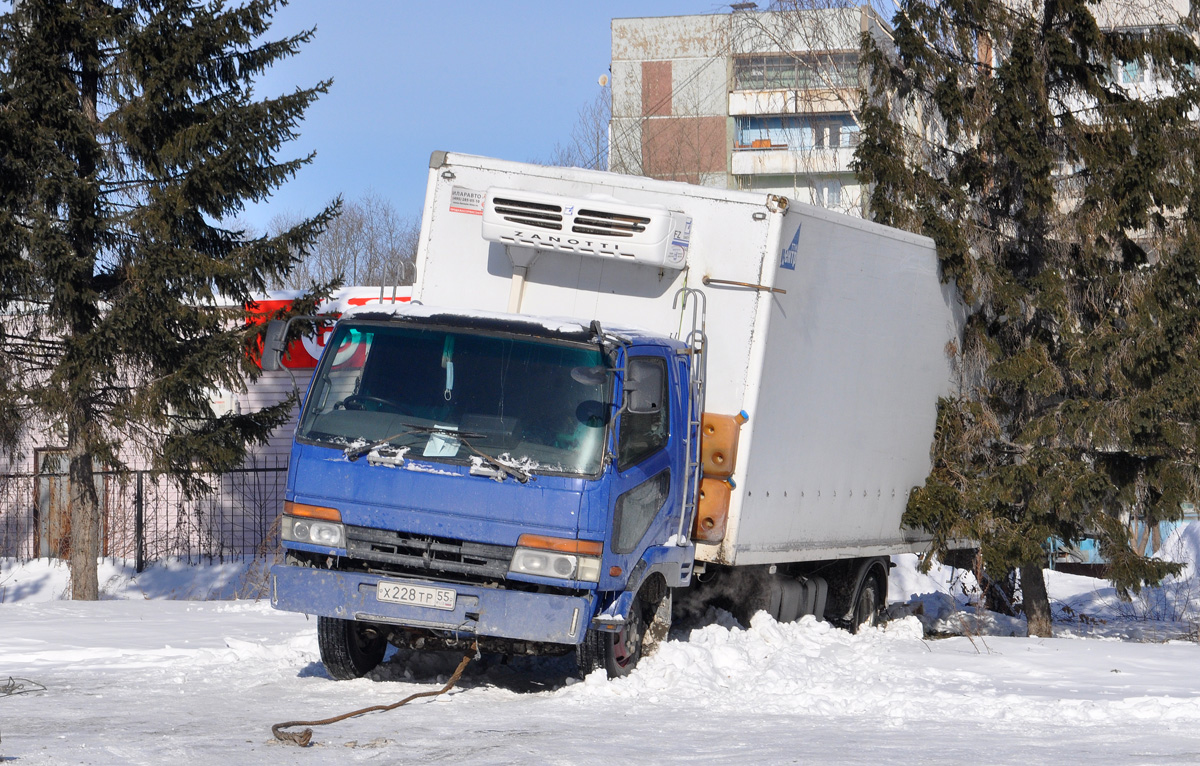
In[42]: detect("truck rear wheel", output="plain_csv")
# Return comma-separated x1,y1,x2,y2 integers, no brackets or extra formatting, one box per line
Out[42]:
850,571,884,634
318,616,388,680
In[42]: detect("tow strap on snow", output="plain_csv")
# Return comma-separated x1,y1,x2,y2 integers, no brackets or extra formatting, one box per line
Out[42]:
271,653,473,747
1,677,46,697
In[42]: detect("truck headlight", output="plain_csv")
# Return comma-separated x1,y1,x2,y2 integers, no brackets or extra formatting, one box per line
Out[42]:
509,535,603,583
282,515,345,548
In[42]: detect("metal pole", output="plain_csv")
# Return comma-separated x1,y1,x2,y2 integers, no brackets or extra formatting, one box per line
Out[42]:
134,471,144,573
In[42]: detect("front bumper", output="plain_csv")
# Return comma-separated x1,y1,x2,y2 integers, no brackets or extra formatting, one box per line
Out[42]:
270,564,595,645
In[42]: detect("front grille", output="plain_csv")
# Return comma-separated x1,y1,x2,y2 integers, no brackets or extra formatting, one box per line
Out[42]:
345,527,512,579
573,208,651,238
492,197,563,230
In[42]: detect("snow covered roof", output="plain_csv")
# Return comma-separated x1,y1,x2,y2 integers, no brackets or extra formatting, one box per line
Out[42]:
341,302,684,349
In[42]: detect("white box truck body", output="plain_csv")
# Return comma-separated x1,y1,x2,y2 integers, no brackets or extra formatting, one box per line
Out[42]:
414,152,962,565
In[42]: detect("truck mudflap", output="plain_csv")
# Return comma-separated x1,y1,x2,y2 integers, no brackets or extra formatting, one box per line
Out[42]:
270,564,595,645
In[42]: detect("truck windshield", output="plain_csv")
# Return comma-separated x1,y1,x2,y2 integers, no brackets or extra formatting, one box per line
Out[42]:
296,322,611,476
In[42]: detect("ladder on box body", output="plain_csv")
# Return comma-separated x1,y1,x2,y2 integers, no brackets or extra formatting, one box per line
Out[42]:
672,287,707,544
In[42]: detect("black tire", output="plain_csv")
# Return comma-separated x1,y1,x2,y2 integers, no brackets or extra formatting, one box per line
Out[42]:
577,594,651,679
318,616,388,680
850,573,884,634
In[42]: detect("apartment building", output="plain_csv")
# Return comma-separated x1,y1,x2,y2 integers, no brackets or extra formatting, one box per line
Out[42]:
609,7,892,216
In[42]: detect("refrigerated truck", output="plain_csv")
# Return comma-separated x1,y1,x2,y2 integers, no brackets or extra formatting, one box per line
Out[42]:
264,151,964,679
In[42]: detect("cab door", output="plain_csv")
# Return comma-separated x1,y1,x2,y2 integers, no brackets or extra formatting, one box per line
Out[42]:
601,349,687,589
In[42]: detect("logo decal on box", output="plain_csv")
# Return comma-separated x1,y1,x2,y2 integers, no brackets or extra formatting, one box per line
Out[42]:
780,224,801,270
449,186,484,215
667,217,693,269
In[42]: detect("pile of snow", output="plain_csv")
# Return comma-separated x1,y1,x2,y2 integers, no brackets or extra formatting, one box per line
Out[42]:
570,614,929,713
563,611,1200,728
1158,520,1200,574
889,553,1030,636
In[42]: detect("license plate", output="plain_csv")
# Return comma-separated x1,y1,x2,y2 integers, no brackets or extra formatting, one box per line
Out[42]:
376,580,456,611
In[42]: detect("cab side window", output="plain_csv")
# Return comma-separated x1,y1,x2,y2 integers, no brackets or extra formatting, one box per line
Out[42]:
617,356,669,470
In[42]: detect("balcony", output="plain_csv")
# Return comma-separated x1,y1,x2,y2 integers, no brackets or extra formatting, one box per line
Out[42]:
731,145,856,176
729,88,860,117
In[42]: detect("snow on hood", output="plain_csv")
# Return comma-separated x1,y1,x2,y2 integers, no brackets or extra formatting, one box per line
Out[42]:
339,302,669,344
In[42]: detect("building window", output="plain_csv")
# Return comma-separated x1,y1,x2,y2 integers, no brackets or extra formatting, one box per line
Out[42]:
1118,60,1146,84
843,122,861,146
816,180,842,207
733,53,860,91
735,115,859,150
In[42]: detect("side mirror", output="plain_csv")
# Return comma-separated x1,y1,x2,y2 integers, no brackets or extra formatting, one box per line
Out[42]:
260,319,288,372
625,358,664,415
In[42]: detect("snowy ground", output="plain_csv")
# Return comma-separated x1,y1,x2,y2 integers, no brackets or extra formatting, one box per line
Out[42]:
4,531,1200,765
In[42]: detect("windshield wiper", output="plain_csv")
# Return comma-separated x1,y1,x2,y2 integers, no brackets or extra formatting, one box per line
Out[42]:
459,436,531,483
344,426,529,482
344,425,485,462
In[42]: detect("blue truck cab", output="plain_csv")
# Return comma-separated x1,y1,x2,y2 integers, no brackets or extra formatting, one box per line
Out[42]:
268,307,697,678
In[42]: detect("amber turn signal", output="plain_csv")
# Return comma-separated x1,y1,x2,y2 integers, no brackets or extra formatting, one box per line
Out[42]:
516,534,603,557
283,501,341,522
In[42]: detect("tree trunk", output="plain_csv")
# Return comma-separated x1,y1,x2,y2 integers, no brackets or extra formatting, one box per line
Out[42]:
1020,563,1052,638
67,420,100,600
66,0,102,601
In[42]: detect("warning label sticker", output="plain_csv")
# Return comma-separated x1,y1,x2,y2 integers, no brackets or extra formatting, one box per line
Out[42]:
449,187,484,215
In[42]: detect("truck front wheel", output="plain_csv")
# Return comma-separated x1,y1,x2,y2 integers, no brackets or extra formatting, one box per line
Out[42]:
577,601,645,679
577,585,669,679
318,616,388,680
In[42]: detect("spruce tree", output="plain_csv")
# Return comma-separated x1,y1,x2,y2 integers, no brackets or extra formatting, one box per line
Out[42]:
856,0,1200,635
0,0,335,598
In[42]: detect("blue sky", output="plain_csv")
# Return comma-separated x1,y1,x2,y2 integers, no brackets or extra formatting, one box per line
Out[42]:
241,0,725,232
